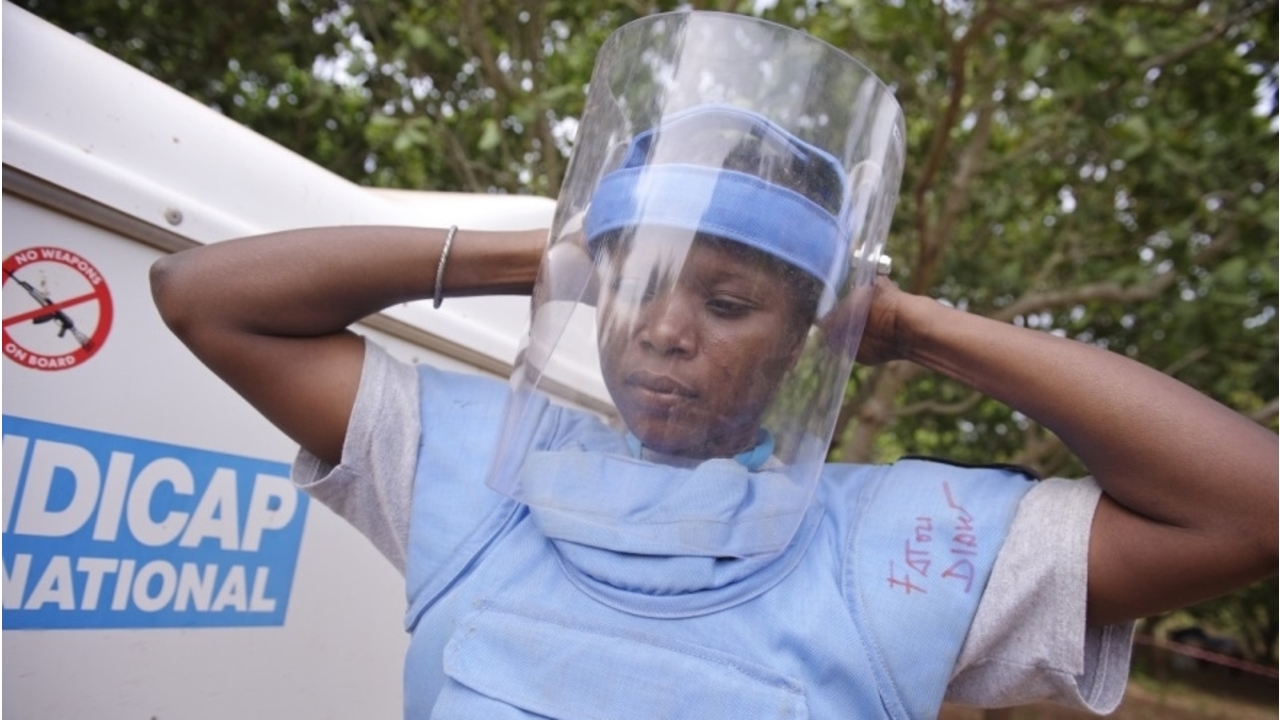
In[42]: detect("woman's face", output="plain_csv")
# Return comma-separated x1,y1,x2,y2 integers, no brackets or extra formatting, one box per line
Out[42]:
596,232,807,459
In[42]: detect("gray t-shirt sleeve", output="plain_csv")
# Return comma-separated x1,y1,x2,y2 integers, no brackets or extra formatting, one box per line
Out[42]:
291,339,418,575
946,477,1135,712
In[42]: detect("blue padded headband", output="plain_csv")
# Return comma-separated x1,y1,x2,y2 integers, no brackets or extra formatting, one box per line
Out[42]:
583,106,848,292
585,164,842,290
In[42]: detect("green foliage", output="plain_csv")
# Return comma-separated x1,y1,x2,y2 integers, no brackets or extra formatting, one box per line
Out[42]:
23,0,1277,657
1186,576,1280,663
790,0,1279,466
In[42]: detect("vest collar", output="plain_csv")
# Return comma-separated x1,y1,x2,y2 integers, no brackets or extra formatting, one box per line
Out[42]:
518,441,822,616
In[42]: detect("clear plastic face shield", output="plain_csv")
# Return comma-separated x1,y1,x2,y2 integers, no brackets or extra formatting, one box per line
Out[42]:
488,11,905,559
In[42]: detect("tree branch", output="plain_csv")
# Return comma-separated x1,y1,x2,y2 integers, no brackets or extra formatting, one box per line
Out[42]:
914,88,998,293
1161,345,1209,378
459,2,515,98
1011,419,1070,478
992,226,1238,321
912,11,978,223
831,360,923,462
521,0,562,194
1249,398,1279,425
440,124,485,192
898,389,985,417
1139,1,1270,73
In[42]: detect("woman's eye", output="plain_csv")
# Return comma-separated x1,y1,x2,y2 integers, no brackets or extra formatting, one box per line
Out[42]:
706,297,752,318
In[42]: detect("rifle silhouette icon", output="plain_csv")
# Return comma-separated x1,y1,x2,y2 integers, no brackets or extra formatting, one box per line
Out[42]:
5,268,94,350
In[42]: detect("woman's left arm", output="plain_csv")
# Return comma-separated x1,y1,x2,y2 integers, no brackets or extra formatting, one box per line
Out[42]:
859,279,1278,626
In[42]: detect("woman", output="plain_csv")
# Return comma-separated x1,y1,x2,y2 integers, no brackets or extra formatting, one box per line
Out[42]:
151,12,1275,719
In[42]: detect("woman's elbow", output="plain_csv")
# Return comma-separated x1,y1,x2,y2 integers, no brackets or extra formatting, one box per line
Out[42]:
149,251,202,338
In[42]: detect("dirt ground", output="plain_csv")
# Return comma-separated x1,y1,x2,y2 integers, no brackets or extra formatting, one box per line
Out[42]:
938,677,1278,720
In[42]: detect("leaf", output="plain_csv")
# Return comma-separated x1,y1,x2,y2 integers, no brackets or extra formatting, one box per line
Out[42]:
392,127,425,152
1119,115,1152,159
1022,40,1051,78
478,118,502,152
407,25,431,50
1123,34,1151,59
1214,256,1250,288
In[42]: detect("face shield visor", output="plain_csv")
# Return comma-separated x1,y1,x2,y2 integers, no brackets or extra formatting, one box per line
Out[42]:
487,11,905,559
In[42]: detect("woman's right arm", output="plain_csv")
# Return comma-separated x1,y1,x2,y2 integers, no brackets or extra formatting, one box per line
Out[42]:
150,226,546,466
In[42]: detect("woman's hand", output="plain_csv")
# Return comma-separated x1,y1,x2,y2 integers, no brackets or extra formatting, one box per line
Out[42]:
852,276,914,366
819,276,917,365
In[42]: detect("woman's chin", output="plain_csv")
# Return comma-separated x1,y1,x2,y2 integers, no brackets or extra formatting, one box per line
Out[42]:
628,422,754,461
633,430,698,458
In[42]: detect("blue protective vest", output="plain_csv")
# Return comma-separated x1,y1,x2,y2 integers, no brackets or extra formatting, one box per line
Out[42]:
403,366,1033,719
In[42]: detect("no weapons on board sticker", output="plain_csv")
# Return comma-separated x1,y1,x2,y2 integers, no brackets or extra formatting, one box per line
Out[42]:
3,246,114,371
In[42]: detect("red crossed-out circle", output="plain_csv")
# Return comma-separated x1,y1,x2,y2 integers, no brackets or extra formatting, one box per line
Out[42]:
3,246,114,371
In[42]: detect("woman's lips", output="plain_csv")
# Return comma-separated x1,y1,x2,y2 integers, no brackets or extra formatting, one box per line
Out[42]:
624,370,698,406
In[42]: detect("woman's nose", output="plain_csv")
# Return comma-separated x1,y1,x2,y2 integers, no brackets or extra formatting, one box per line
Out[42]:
637,291,697,357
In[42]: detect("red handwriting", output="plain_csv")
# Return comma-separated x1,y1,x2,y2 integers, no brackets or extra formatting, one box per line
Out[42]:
905,540,930,577
888,516,934,594
886,483,985,596
906,516,932,576
887,561,927,594
914,516,933,543
941,481,977,593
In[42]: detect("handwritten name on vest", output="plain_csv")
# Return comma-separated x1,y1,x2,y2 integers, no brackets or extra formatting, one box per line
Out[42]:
887,481,981,595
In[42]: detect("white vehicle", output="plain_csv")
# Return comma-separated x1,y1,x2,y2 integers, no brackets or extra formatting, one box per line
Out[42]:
3,5,604,717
